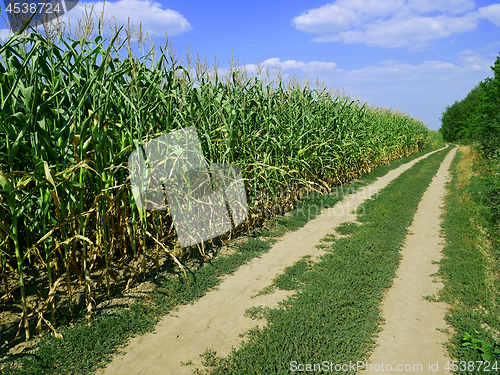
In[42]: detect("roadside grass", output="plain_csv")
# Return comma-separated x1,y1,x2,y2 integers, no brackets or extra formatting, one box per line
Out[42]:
334,222,360,236
435,146,500,365
193,147,451,374
0,145,445,375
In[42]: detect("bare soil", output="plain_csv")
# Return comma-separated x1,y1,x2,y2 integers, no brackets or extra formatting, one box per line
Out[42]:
96,146,450,375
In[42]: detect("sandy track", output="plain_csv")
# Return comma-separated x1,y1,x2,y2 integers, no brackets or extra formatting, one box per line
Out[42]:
360,146,457,375
96,146,449,375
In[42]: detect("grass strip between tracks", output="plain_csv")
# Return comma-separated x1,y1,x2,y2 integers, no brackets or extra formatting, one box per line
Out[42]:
195,147,451,375
1,145,445,375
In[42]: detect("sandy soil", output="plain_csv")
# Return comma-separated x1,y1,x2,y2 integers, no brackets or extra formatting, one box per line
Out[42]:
360,146,457,375
96,146,450,375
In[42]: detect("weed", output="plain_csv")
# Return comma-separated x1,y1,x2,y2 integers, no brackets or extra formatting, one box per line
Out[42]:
462,332,500,361
335,222,360,236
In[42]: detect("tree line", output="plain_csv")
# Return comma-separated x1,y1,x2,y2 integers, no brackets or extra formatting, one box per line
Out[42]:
440,52,500,159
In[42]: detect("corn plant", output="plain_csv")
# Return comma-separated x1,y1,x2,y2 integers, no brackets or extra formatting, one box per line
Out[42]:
0,5,436,341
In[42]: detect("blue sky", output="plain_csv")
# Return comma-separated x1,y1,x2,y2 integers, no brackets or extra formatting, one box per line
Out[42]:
1,0,500,130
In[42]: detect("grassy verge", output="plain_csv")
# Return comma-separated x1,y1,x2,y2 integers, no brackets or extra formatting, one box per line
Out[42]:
435,146,500,367
193,147,451,374
0,145,445,375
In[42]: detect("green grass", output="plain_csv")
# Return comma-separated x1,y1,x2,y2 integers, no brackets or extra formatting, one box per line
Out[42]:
192,147,451,375
435,147,500,367
0,146,446,375
334,222,360,236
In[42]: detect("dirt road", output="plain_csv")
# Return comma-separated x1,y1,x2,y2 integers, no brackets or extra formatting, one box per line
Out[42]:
96,146,451,375
360,146,457,375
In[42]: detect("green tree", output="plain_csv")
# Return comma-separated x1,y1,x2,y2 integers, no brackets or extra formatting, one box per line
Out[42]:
440,84,485,143
478,54,500,157
439,51,500,158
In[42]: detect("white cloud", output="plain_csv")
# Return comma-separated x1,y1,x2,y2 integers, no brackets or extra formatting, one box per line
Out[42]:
274,59,307,70
292,0,494,49
362,15,477,48
306,61,339,71
244,58,340,77
46,0,191,38
404,0,475,16
241,53,492,89
340,56,491,85
306,52,493,129
291,4,359,34
478,4,500,26
0,28,13,42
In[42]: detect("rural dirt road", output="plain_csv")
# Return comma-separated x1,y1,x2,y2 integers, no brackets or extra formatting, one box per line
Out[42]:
96,145,453,375
360,146,457,375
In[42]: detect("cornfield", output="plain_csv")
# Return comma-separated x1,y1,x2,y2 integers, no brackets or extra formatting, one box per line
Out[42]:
0,7,435,341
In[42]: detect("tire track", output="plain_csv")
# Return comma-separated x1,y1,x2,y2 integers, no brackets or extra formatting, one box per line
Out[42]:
360,146,457,375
